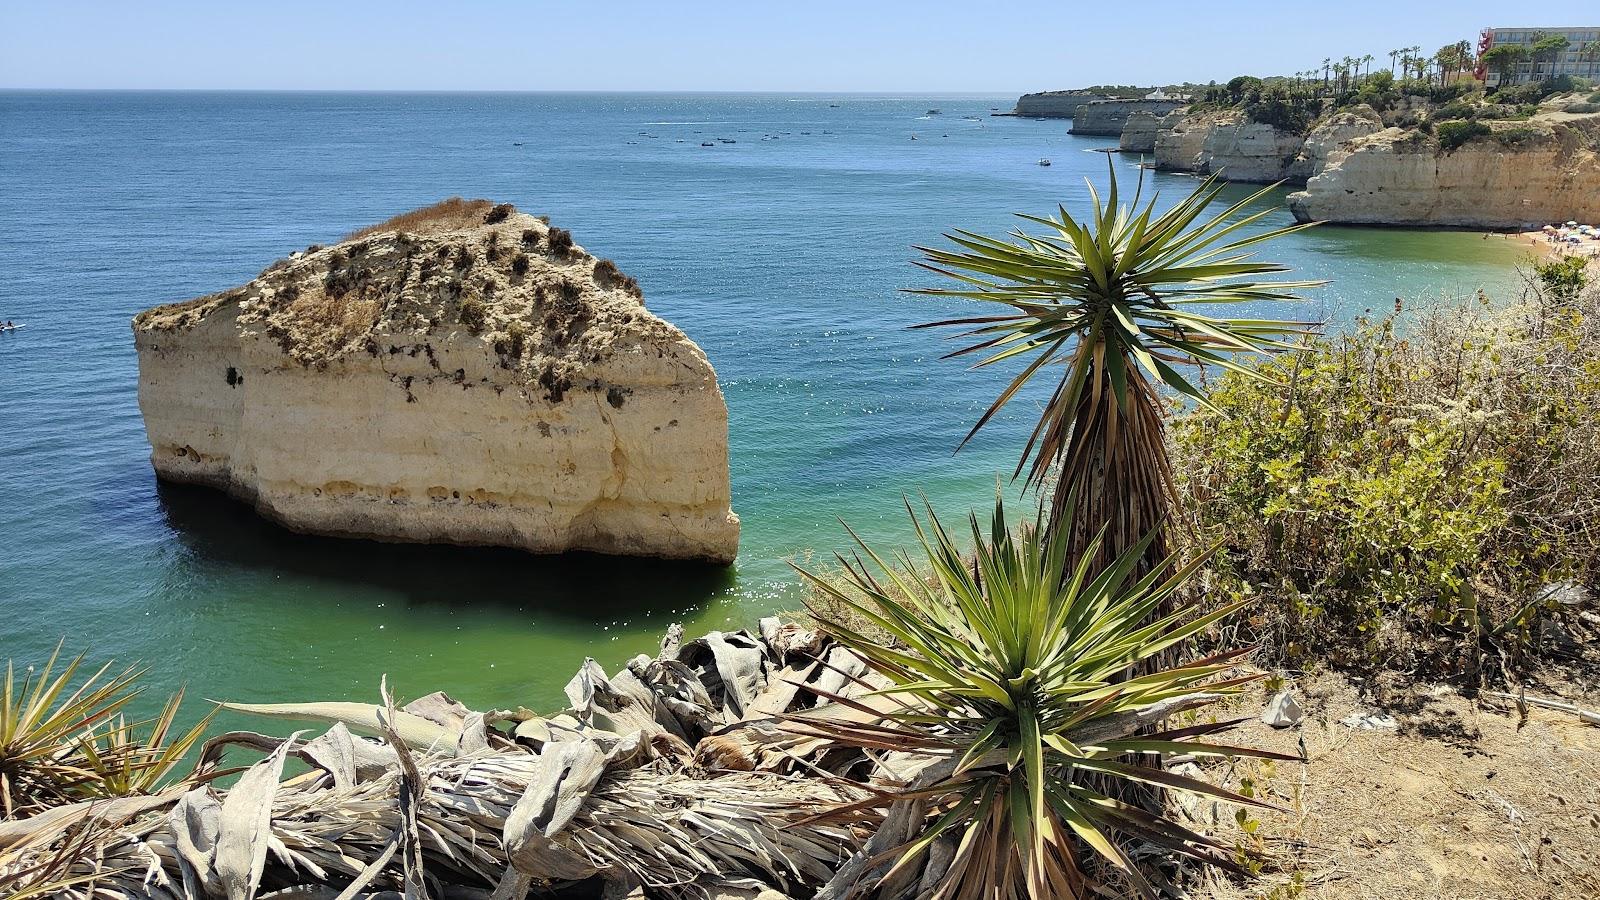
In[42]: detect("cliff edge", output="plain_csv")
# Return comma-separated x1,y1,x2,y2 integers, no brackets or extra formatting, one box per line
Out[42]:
1288,115,1600,228
133,199,740,563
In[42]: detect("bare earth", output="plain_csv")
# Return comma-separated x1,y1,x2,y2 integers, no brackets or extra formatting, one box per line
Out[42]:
1184,666,1600,900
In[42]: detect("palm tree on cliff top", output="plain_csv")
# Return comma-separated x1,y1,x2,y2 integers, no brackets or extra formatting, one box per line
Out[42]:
911,162,1320,581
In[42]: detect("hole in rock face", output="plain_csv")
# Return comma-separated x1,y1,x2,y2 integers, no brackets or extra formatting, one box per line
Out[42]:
225,366,240,387
606,387,626,409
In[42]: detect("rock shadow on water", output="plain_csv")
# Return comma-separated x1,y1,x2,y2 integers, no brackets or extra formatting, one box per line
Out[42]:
154,480,735,623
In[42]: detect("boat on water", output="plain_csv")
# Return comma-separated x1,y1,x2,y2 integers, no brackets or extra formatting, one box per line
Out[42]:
701,141,715,147
0,323,27,333
925,109,942,115
1038,158,1052,167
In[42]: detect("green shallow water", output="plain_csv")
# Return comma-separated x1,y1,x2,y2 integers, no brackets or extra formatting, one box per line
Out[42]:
0,91,1531,726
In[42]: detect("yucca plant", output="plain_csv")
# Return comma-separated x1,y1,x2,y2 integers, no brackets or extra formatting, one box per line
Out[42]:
1,645,210,818
794,496,1295,899
73,689,214,800
912,163,1320,577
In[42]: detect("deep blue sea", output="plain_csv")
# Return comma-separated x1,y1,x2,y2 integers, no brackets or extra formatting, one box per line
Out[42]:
0,92,1528,717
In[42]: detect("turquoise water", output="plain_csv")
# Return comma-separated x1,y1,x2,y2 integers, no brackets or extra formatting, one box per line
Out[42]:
0,92,1529,719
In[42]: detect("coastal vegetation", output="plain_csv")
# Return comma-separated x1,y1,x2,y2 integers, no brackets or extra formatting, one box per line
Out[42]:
795,497,1293,899
1182,31,1595,142
1174,266,1600,676
5,155,1597,900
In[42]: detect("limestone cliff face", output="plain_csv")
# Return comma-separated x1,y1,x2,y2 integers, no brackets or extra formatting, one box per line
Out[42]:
1118,110,1162,153
133,200,740,563
1287,110,1383,181
1010,91,1106,118
1154,109,1381,184
1196,117,1304,183
1288,120,1600,227
1069,99,1186,136
1153,110,1215,172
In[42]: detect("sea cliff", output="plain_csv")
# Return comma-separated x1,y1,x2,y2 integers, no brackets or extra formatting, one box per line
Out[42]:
1150,109,1380,183
133,199,740,563
1069,98,1185,136
1007,90,1106,118
1289,118,1600,227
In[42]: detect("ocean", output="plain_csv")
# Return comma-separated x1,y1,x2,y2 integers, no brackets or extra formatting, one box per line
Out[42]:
0,91,1528,719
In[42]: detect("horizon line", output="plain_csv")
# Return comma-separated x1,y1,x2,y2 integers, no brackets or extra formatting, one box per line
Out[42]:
0,87,1032,96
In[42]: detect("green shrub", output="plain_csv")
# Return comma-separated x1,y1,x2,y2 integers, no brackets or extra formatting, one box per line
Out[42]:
1589,91,1600,103
1494,125,1542,147
1436,119,1490,151
1536,255,1591,301
1173,286,1600,675
1244,91,1317,134
1226,75,1264,101
458,296,486,332
1433,100,1476,121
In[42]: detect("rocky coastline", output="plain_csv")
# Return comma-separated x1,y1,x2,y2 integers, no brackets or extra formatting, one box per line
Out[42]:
1110,94,1600,228
1068,98,1185,136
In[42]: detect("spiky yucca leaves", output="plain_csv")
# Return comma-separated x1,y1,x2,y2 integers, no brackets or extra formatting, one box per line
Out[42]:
0,646,211,818
912,163,1320,574
794,497,1295,900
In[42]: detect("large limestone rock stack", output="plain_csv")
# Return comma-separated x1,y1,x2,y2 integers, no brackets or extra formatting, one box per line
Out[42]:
133,199,740,562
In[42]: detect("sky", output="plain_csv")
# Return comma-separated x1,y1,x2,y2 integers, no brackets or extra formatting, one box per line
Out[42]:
0,1,1552,92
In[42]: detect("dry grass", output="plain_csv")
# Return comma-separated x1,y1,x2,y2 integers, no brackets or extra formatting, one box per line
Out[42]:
285,291,380,353
343,197,501,241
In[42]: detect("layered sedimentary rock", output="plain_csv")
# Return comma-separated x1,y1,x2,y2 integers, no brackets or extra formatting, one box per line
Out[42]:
1287,109,1383,181
1152,109,1381,184
1008,90,1107,118
1153,111,1218,172
1070,99,1186,136
1196,117,1304,182
133,200,740,562
1118,110,1162,152
1288,120,1600,227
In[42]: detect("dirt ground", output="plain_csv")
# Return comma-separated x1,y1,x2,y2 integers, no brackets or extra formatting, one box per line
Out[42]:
1180,663,1600,900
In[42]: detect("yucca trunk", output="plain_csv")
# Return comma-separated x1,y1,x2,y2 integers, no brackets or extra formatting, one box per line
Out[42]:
1046,347,1173,593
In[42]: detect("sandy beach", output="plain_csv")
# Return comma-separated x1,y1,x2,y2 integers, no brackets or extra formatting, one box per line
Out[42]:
1512,227,1600,260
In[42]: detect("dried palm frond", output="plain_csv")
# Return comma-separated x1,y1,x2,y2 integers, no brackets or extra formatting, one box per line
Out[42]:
0,627,879,900
796,495,1296,900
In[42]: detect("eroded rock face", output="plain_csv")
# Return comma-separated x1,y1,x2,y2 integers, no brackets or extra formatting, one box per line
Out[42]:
1288,121,1600,227
1153,111,1303,183
1069,99,1185,136
1010,90,1106,118
134,200,740,563
1153,110,1216,172
1197,119,1304,183
1118,110,1162,153
1287,109,1383,182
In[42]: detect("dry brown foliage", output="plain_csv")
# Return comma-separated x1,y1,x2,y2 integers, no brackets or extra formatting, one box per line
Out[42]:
343,197,500,241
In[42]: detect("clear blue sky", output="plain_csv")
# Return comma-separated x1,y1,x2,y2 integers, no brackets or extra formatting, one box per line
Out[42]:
0,1,1549,92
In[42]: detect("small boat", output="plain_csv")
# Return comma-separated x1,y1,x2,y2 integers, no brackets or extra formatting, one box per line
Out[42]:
0,323,27,333
701,141,715,147
512,142,523,146
926,109,942,115
1038,158,1052,167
